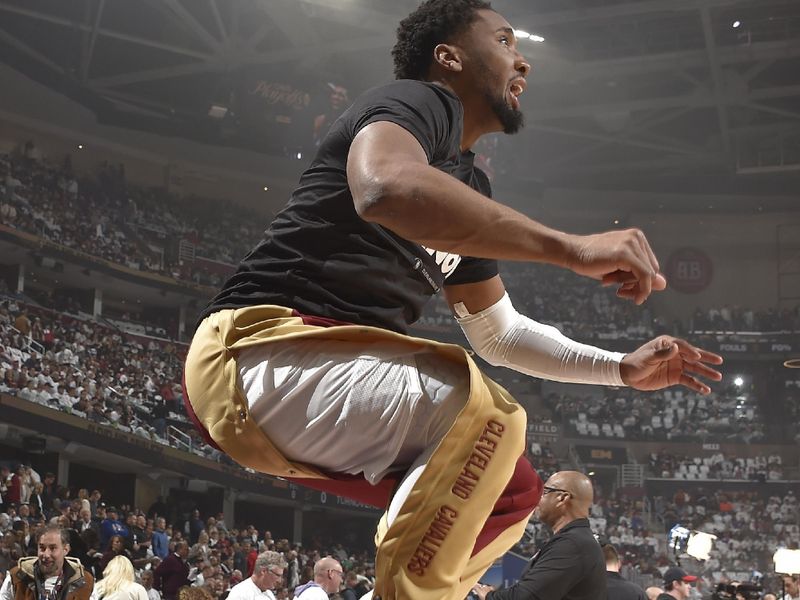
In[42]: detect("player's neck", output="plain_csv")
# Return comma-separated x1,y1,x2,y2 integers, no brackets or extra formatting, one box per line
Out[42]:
426,78,495,151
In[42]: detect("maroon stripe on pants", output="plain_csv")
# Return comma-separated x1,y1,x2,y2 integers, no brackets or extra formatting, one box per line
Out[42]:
471,455,542,556
182,370,223,451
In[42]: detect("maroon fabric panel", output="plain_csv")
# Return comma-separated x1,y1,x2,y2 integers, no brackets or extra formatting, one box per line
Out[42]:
471,455,543,557
288,473,400,510
291,309,352,328
181,370,223,451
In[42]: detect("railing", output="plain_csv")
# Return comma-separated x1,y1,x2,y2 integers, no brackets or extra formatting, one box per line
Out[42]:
7,323,45,357
168,425,192,453
621,463,645,488
178,239,196,264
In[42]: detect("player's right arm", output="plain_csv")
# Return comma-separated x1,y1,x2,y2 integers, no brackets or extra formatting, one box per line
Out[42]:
347,120,664,304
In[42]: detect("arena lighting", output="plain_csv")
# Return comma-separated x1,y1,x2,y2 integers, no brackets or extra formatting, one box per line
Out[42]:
669,525,716,561
732,20,742,28
686,531,717,561
77,144,83,149
773,548,800,574
734,376,744,387
208,104,228,119
263,186,269,192
669,525,690,552
513,29,546,42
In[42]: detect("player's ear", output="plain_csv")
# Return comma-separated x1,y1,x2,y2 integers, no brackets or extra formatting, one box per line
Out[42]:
433,44,464,73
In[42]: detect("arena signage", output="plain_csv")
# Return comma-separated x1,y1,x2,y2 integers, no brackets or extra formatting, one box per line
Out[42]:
575,445,627,465
719,342,749,352
665,247,713,294
527,423,560,437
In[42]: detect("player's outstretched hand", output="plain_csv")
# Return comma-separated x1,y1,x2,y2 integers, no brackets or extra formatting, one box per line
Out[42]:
620,336,724,395
565,228,667,305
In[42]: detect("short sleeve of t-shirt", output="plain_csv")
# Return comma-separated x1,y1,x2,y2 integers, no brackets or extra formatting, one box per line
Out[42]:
350,80,459,163
446,256,498,286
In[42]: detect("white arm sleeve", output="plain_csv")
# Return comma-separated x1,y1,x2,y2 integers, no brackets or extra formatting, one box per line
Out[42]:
454,293,627,386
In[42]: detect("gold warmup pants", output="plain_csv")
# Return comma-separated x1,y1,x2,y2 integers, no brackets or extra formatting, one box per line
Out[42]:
184,306,535,600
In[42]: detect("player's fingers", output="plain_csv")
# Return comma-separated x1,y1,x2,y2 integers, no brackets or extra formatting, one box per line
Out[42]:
696,349,724,365
618,243,654,304
602,270,636,286
684,360,723,382
635,229,660,274
679,373,712,395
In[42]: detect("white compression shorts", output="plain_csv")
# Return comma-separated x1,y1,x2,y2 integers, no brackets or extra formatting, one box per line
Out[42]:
237,338,468,484
454,292,627,386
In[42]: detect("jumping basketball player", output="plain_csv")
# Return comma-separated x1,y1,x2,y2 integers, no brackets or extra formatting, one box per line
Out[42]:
184,2,723,598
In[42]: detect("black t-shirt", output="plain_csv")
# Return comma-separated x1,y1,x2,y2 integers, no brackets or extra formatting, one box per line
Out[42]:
607,571,647,600
201,80,498,333
487,518,607,600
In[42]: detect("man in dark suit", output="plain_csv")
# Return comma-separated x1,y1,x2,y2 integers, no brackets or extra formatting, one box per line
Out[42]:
153,541,189,600
472,471,606,600
604,543,647,600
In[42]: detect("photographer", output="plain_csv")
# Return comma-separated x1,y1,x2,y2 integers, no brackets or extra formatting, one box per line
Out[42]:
711,581,764,600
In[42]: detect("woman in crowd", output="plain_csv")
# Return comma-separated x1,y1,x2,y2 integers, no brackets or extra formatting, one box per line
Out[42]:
91,555,148,600
99,535,134,575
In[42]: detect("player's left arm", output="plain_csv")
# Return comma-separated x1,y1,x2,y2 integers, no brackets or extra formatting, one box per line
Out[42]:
444,275,722,393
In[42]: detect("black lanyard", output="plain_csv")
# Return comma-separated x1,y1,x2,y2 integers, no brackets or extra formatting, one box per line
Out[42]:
37,573,63,600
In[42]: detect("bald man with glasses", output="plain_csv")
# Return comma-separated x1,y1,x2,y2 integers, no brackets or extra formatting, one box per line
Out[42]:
472,471,606,600
293,557,344,599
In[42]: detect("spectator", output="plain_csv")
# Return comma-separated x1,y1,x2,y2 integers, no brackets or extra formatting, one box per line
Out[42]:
98,535,133,575
783,575,800,600
0,524,94,600
100,508,129,552
153,542,190,600
186,510,204,546
151,517,169,561
227,551,287,600
139,571,160,600
90,555,147,600
340,572,363,600
604,543,646,600
292,557,343,599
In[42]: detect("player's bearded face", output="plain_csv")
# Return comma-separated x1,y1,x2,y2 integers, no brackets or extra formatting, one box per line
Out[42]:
485,84,524,134
471,44,525,134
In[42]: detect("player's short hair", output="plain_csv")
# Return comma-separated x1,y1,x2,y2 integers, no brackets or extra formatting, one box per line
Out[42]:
392,0,493,80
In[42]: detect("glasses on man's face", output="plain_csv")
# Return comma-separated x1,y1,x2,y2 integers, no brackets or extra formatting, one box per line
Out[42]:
542,485,573,497
329,569,344,578
269,569,284,578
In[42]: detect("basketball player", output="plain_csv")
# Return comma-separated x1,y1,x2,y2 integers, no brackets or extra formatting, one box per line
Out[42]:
184,2,723,598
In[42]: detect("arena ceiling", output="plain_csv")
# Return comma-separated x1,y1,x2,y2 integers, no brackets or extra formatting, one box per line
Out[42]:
1,0,799,195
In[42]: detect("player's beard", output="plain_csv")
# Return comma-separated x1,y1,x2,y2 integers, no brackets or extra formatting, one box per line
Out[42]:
473,56,525,134
486,88,524,134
